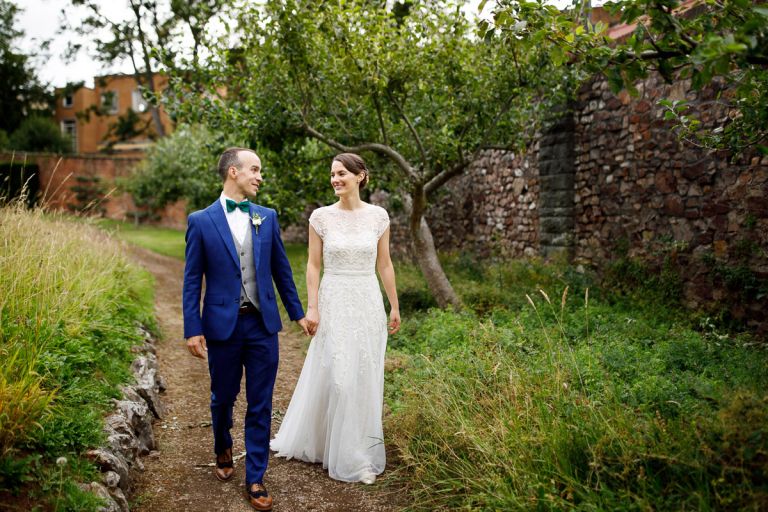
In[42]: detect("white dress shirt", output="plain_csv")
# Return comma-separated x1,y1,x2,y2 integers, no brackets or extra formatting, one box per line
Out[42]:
220,193,250,246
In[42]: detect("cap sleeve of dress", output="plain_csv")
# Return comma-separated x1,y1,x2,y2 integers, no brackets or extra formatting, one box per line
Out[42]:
309,208,325,239
374,206,390,239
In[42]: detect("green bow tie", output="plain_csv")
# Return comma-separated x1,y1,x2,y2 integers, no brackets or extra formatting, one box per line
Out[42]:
225,198,250,213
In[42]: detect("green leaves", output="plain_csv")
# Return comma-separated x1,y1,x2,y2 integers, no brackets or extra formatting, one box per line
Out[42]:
488,0,768,153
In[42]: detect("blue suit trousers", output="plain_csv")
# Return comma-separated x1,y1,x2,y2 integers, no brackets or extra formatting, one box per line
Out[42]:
206,310,278,485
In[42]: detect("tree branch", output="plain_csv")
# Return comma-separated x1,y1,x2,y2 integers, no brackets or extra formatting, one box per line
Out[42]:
385,89,427,167
424,159,469,196
302,122,420,182
372,91,389,146
424,83,523,196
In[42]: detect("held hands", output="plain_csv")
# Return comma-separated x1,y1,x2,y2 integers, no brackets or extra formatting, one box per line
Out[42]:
186,335,207,359
296,317,311,336
388,309,401,335
304,306,320,336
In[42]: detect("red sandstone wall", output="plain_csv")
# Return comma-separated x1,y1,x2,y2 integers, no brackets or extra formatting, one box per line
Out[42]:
1,151,187,229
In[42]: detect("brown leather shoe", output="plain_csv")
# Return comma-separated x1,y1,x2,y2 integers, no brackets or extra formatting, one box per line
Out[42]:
214,448,234,481
247,482,273,511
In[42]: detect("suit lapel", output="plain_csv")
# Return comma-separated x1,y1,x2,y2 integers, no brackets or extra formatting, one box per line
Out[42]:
207,200,239,268
249,204,263,270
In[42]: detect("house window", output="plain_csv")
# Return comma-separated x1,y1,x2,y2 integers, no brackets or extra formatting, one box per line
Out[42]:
132,89,149,113
63,94,73,108
61,119,77,152
101,91,119,115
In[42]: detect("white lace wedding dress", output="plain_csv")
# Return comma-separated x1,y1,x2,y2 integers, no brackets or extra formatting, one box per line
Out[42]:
270,202,390,482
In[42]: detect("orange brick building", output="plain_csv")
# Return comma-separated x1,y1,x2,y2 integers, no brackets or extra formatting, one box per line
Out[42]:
54,73,173,155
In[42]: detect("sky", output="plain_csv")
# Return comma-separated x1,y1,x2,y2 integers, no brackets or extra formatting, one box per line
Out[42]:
16,0,136,88
13,0,550,89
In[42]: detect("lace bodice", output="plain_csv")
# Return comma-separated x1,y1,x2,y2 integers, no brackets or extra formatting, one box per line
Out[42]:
309,203,390,275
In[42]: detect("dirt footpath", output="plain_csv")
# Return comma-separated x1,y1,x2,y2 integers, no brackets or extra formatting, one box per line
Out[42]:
128,246,403,512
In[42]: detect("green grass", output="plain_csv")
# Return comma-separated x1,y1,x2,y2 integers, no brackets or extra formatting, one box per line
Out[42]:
91,221,768,509
0,205,157,511
381,253,768,511
97,219,186,260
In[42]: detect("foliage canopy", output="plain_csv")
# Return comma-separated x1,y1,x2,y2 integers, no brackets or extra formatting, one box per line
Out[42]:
162,0,577,307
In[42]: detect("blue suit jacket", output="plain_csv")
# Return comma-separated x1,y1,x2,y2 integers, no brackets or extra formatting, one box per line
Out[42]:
182,200,304,340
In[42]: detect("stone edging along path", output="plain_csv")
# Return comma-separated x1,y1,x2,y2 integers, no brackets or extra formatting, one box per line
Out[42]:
81,325,167,512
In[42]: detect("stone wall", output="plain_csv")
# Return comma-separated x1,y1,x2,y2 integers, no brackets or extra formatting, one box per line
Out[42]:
572,75,767,329
415,71,768,332
425,148,541,258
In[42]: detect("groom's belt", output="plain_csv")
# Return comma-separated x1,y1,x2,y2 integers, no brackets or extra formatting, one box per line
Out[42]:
238,302,259,315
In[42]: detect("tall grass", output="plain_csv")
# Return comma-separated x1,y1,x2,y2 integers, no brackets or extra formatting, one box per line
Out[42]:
384,254,768,511
0,203,156,510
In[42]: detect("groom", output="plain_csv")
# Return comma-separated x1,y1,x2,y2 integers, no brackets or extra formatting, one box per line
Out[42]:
183,147,308,511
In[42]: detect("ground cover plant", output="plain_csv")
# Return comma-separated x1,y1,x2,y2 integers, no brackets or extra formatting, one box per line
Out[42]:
384,254,768,510
0,205,156,510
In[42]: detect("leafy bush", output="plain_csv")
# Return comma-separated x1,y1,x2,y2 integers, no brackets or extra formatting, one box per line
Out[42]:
0,203,156,510
8,116,72,153
125,123,227,214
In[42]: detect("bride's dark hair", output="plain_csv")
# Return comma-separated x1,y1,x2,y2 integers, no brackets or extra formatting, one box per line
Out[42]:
332,153,369,189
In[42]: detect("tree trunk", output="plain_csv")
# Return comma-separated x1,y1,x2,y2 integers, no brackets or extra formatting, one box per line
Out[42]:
408,187,462,310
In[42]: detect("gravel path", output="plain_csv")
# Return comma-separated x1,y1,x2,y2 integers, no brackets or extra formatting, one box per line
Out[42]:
128,246,404,512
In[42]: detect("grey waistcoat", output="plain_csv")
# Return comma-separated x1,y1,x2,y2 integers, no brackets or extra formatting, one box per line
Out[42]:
232,224,260,310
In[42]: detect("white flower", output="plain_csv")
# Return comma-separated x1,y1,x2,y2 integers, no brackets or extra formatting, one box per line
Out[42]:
56,456,68,466
251,213,263,233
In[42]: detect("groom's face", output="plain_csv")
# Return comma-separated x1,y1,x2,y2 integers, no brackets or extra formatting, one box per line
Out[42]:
232,151,263,198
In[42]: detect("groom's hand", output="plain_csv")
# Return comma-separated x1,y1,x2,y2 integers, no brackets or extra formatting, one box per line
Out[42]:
186,335,207,359
296,318,311,336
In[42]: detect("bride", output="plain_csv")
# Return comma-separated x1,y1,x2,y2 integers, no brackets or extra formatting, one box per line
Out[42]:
270,152,400,484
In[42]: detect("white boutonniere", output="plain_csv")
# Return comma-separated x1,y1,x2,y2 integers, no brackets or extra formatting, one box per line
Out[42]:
251,212,263,234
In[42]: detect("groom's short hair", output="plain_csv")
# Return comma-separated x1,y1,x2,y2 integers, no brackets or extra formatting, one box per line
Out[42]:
218,147,257,181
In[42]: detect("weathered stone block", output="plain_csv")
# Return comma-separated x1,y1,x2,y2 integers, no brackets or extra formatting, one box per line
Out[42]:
540,190,574,208
540,216,575,233
539,142,574,163
540,174,575,192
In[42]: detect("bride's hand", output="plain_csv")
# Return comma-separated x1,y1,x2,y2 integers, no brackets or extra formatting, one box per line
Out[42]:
388,309,401,335
306,306,320,335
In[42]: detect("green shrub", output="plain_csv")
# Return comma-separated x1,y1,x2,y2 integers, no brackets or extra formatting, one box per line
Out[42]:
125,123,226,214
8,117,72,153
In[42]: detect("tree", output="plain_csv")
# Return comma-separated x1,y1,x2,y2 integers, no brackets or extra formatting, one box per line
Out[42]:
485,0,768,153
0,0,52,135
64,0,235,138
163,0,573,308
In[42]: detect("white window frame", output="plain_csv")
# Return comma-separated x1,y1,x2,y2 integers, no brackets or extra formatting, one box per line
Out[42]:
101,91,119,115
63,94,73,108
60,119,77,153
131,89,149,113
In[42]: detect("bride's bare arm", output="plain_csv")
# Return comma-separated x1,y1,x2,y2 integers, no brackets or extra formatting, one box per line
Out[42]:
376,227,400,335
305,225,323,335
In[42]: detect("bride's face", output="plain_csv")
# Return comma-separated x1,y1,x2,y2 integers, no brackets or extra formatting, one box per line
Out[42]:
330,161,361,197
